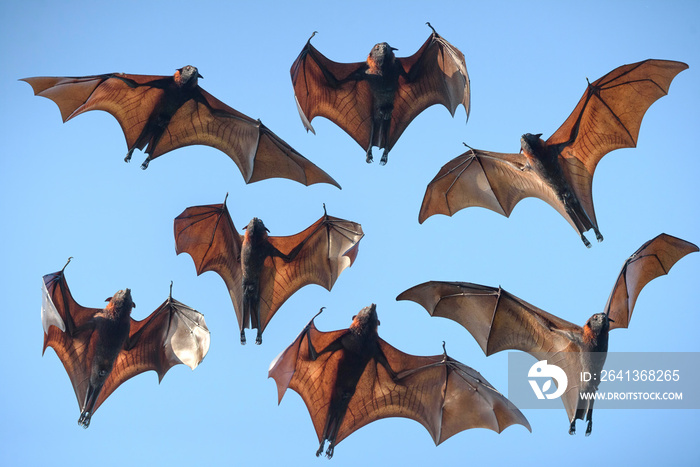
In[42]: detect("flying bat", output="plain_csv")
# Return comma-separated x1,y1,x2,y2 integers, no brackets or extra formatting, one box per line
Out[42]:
269,304,530,458
174,196,364,345
21,66,339,188
418,59,688,247
41,258,210,428
397,233,697,434
291,22,470,165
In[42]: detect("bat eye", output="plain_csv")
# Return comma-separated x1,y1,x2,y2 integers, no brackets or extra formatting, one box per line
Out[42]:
98,369,108,377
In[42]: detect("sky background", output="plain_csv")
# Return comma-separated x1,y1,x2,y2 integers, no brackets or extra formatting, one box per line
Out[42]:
1,1,699,465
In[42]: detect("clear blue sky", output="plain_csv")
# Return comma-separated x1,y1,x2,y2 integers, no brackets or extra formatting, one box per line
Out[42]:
1,1,698,465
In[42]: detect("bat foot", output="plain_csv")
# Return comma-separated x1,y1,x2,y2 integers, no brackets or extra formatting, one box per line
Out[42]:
379,153,388,165
255,334,262,345
581,234,591,248
240,331,247,345
585,420,592,436
77,411,92,429
595,230,604,243
568,421,576,435
140,158,151,170
124,149,134,163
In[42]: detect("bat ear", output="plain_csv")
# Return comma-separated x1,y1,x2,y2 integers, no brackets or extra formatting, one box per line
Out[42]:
105,297,112,302
265,227,270,233
351,314,356,321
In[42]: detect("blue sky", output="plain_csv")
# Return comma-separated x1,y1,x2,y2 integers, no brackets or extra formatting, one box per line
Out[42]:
1,1,698,465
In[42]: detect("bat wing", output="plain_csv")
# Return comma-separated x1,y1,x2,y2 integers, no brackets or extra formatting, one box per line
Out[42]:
155,88,340,187
605,233,698,330
290,36,374,150
397,281,585,422
259,211,364,333
418,148,570,227
388,29,470,152
92,291,210,413
546,59,688,228
42,261,101,408
174,199,245,330
22,73,172,150
22,74,339,187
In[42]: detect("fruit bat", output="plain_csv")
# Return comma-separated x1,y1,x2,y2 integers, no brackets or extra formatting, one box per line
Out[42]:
174,196,364,345
21,66,339,188
291,22,470,165
269,304,530,458
41,258,211,428
397,233,697,435
418,59,688,247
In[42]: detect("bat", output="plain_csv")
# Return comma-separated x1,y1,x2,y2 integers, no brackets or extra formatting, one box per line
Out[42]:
41,258,211,428
291,22,470,165
418,59,688,247
174,196,364,345
269,304,530,458
397,233,697,435
21,66,339,188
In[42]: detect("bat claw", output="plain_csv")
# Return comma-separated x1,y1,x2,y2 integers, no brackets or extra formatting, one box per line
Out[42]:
240,331,247,345
255,334,262,345
581,234,591,248
78,411,92,429
140,158,151,170
595,230,604,243
365,150,373,164
379,153,388,165
124,149,134,163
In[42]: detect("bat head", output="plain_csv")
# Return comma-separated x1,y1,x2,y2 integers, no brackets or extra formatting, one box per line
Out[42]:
520,133,545,155
350,303,380,335
582,312,613,348
244,217,270,242
367,43,397,70
174,65,202,88
104,288,135,318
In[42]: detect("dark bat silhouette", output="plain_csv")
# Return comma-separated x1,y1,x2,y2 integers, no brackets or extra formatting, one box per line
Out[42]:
21,66,339,188
418,59,687,247
291,23,470,165
397,233,697,435
174,196,364,345
41,258,210,428
269,304,530,459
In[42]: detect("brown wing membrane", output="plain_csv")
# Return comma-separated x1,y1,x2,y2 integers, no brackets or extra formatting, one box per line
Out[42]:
548,59,688,229
269,317,529,452
174,198,245,329
389,28,470,152
42,260,101,407
259,211,364,333
93,291,211,412
397,281,585,422
605,233,698,330
291,35,373,149
397,281,582,355
418,147,569,226
22,73,339,187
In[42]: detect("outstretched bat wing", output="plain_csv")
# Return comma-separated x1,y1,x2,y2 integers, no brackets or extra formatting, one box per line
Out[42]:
418,148,569,226
174,199,245,329
547,59,688,228
261,212,364,333
93,291,210,412
389,28,470,152
22,74,339,187
605,233,698,330
291,36,373,150
42,262,101,408
397,281,585,422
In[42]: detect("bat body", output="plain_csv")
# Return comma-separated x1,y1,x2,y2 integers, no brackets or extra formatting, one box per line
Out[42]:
398,233,697,434
292,23,470,165
269,305,530,458
22,66,339,187
174,198,364,344
41,259,210,427
418,59,688,247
